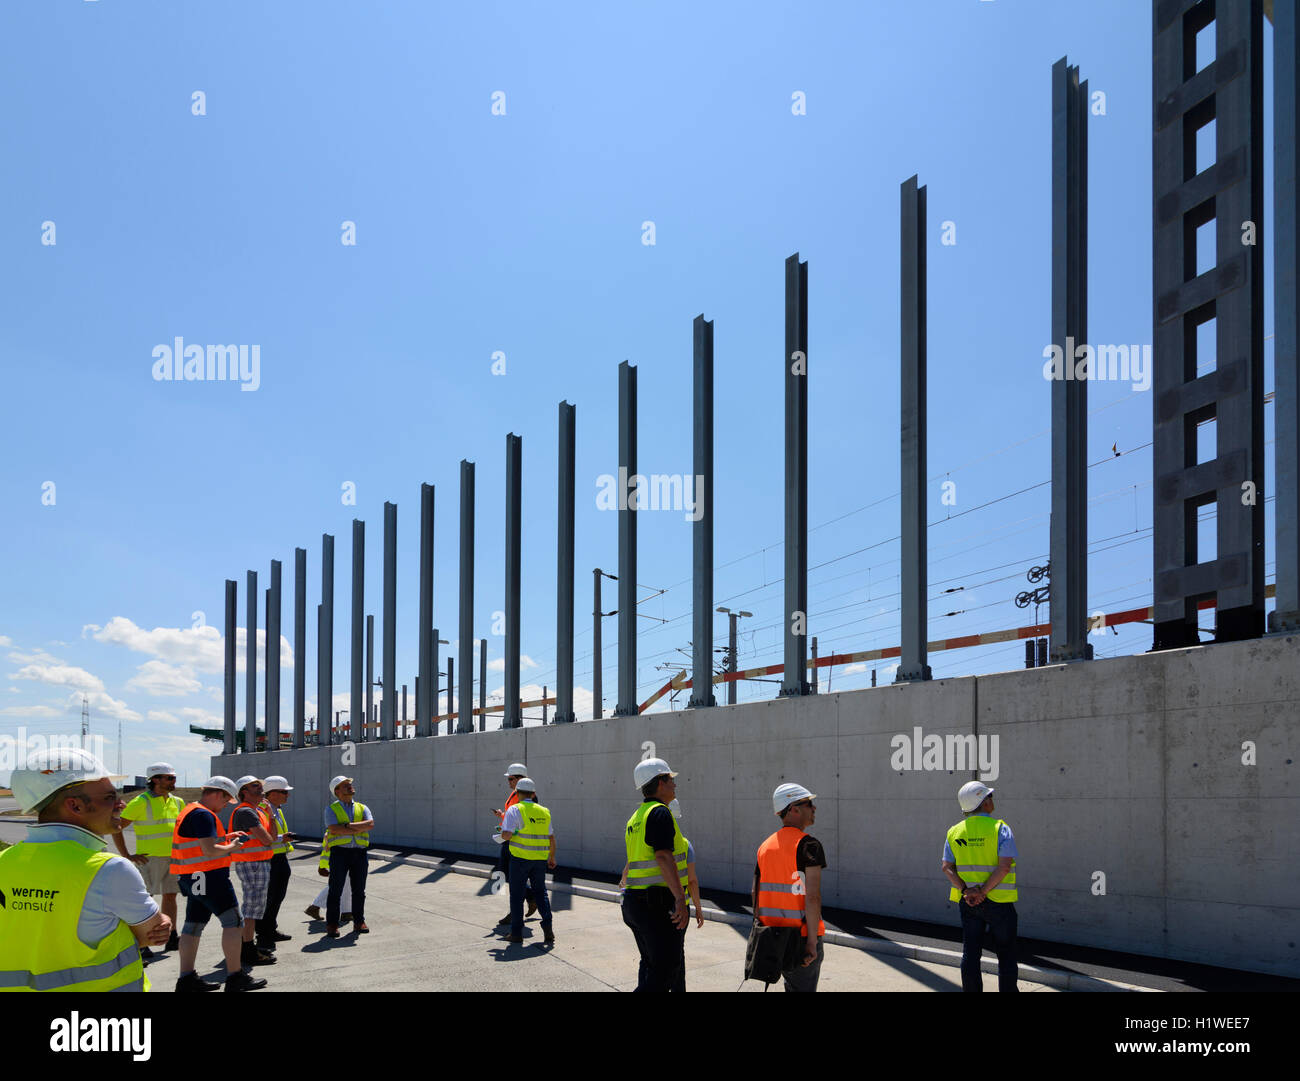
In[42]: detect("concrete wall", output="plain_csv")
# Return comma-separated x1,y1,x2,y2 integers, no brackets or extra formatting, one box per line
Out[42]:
215,634,1300,977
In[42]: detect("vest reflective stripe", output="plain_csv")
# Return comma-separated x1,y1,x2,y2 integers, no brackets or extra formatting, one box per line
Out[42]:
230,802,274,863
169,803,230,875
624,802,688,892
507,803,552,861
0,841,149,993
270,807,293,855
946,816,1017,902
756,826,824,938
123,793,185,857
329,801,369,848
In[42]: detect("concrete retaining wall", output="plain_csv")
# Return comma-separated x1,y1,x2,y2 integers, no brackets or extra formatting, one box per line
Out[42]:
214,634,1300,977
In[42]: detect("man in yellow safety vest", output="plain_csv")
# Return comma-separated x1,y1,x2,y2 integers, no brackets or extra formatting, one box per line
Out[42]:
497,777,554,945
0,748,171,992
113,760,185,956
941,780,1019,992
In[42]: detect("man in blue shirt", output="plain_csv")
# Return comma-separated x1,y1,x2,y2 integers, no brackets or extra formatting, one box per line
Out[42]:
941,781,1019,992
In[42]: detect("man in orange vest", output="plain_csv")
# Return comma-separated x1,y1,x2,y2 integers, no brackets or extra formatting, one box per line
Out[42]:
170,776,266,991
230,776,277,970
753,782,827,992
491,762,534,926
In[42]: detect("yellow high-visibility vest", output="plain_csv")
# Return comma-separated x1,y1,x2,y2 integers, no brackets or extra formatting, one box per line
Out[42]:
624,801,688,892
270,806,293,855
120,792,185,857
946,815,1017,902
328,801,370,848
0,839,148,992
507,802,552,861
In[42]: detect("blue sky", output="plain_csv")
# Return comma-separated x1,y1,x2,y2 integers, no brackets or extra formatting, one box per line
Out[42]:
0,1,1279,784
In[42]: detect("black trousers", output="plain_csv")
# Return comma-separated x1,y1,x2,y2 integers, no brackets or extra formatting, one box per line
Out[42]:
959,899,1018,991
255,853,291,942
327,847,367,926
622,888,686,992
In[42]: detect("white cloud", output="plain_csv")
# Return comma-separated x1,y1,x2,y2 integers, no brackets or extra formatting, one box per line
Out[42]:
87,617,292,674
0,704,64,718
8,649,64,666
0,635,11,647
844,663,867,676
487,654,539,674
126,660,202,698
10,663,104,694
71,691,142,722
147,706,222,728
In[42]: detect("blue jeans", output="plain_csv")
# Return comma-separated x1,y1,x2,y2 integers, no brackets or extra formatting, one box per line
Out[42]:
508,857,551,938
959,899,1018,991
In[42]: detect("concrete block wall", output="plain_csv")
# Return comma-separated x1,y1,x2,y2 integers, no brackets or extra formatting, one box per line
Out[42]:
215,634,1300,977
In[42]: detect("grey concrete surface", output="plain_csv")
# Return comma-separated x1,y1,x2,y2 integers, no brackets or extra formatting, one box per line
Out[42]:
215,634,1300,977
145,850,1059,993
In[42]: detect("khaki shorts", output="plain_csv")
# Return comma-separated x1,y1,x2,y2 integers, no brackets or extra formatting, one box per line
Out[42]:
139,855,179,896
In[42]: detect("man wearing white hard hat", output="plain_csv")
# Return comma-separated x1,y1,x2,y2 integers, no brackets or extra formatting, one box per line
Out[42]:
491,762,535,926
498,778,555,944
255,775,296,951
323,776,373,937
941,781,1018,992
169,776,266,991
753,782,828,991
0,748,171,992
229,776,278,969
622,757,690,991
112,761,184,955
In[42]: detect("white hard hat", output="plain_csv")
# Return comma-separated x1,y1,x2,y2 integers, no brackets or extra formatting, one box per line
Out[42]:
263,775,293,792
234,774,264,795
633,757,676,790
504,763,528,777
958,781,994,813
773,782,816,816
668,798,682,819
201,776,239,800
515,777,536,793
10,747,111,815
145,762,177,779
329,775,354,794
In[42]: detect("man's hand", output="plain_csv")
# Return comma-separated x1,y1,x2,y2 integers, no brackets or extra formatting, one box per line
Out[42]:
318,867,330,878
800,937,818,967
547,856,556,870
669,896,689,930
145,914,172,946
964,886,986,906
694,904,704,929
128,854,149,866
491,808,503,818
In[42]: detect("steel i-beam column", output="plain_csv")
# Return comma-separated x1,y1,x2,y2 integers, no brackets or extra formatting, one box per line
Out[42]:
1050,59,1094,663
224,579,237,754
351,519,364,744
616,361,638,716
555,403,577,723
418,483,435,734
319,534,334,746
366,614,374,742
1273,0,1300,632
505,434,523,728
690,315,717,707
246,570,258,752
402,684,407,729
781,254,811,696
1152,0,1266,647
293,548,306,748
458,461,475,733
267,561,281,749
446,657,454,735
479,639,487,731
897,182,932,683
431,631,440,730
593,569,603,719
382,501,397,740
316,605,322,738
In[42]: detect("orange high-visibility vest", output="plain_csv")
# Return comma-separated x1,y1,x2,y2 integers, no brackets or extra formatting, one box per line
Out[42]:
496,788,521,825
169,803,232,875
755,826,825,938
230,802,274,863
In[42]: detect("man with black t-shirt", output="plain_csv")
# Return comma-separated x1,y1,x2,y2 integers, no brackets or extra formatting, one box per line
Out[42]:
753,782,827,992
622,757,690,991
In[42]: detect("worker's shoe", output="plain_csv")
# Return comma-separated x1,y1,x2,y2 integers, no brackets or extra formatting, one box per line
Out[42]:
304,905,322,920
241,941,276,966
224,971,267,992
175,971,221,992
268,931,292,942
326,926,340,939
496,914,512,926
355,921,369,933
526,899,538,918
165,930,180,952
543,929,555,945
